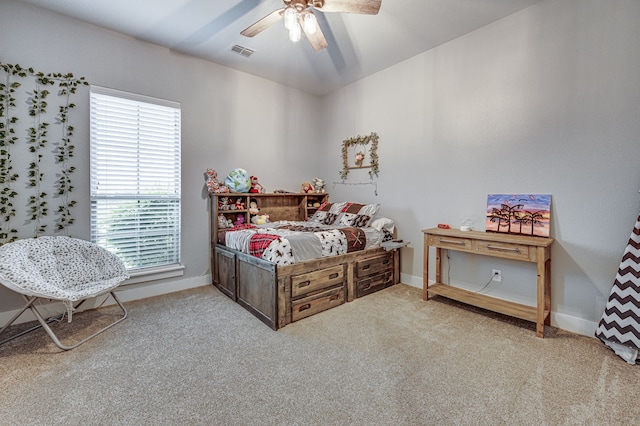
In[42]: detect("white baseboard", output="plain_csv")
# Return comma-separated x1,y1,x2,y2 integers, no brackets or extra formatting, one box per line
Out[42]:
0,274,211,327
402,274,598,339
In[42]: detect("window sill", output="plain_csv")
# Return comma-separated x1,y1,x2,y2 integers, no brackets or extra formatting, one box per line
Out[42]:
123,264,185,285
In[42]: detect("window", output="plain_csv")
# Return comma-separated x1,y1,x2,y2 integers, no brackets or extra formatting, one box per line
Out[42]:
90,86,181,274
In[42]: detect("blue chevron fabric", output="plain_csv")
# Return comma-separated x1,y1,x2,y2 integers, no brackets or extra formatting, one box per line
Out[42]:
595,214,640,363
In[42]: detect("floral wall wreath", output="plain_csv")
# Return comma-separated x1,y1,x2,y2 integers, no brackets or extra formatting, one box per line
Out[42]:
339,132,379,180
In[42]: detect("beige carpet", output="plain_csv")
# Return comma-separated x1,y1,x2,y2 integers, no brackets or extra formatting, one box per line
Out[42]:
1,284,639,426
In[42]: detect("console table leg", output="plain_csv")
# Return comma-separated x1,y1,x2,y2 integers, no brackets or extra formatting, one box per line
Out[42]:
536,246,547,338
423,236,430,301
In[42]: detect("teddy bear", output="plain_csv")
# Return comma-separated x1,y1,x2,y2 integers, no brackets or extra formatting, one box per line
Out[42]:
249,176,266,194
218,197,230,210
218,214,227,229
301,182,314,193
312,177,326,194
204,169,229,194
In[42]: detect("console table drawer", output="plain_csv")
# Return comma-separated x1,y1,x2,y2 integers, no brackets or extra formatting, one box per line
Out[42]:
427,234,472,251
476,240,530,261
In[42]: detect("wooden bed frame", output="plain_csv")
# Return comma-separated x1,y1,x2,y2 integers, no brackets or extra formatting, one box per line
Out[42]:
214,244,399,329
210,192,399,329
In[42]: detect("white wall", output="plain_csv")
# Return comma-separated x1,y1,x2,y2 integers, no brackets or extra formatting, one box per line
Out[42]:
0,1,324,313
322,0,640,335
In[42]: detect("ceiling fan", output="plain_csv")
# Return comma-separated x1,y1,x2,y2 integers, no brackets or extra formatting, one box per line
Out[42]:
241,0,382,51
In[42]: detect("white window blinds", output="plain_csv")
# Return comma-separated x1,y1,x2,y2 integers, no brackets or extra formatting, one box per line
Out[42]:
90,86,181,272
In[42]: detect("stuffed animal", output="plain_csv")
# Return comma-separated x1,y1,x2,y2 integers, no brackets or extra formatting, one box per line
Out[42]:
218,214,227,229
225,168,251,193
312,177,326,194
234,214,245,226
249,176,266,194
248,200,260,215
251,214,269,225
301,182,314,193
204,169,229,194
235,198,245,210
218,197,230,210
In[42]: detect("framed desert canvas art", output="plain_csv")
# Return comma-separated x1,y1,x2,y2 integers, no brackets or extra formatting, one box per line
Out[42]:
486,194,551,237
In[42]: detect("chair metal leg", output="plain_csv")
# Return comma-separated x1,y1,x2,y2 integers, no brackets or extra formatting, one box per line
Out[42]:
0,296,57,346
0,292,127,351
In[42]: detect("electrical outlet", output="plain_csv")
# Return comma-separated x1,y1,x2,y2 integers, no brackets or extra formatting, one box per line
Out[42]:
492,269,502,282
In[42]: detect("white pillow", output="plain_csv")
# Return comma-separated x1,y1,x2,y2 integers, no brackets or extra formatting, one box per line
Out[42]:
370,216,395,233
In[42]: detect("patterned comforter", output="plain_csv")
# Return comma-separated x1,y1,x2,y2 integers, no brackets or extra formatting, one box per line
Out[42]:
223,221,386,266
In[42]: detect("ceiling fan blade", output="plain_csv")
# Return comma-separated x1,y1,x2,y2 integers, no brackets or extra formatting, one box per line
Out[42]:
315,0,382,15
241,8,284,37
304,19,328,51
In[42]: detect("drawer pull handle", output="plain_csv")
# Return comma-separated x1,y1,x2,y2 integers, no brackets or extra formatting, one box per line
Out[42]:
298,280,310,287
298,303,311,312
330,294,340,301
439,238,466,246
362,265,371,270
362,283,371,291
486,244,520,253
329,273,339,279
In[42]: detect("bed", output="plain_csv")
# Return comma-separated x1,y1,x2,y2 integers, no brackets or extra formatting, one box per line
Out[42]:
210,196,399,329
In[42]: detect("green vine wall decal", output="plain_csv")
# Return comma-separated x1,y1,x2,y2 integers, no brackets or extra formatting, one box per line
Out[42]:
0,61,87,245
0,63,25,243
28,73,54,234
55,73,84,230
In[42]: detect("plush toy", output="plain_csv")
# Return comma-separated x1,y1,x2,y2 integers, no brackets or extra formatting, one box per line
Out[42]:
235,198,245,210
204,169,229,194
225,168,251,193
249,176,266,194
251,214,269,225
312,177,326,194
301,182,314,193
218,197,230,210
218,214,227,229
234,214,245,226
248,200,260,215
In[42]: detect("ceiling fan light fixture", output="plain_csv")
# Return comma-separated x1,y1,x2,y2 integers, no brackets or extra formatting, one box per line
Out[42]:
289,21,302,42
284,7,297,30
303,12,317,35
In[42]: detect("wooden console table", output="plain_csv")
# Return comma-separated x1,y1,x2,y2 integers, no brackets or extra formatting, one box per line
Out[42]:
423,228,553,337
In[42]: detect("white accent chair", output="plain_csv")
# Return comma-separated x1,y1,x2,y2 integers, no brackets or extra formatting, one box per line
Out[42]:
0,236,129,350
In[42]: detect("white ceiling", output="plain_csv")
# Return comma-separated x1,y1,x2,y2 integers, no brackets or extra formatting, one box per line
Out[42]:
17,0,544,96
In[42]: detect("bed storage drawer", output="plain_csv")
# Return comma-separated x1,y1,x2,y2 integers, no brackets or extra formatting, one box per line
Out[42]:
356,270,394,298
291,286,345,322
291,265,344,298
356,252,393,278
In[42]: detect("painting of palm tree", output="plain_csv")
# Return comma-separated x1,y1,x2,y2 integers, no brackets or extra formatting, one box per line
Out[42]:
486,194,551,237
